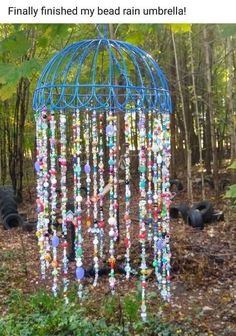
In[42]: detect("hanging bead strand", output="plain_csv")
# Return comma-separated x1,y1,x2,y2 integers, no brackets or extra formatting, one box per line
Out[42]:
59,110,69,304
106,110,116,294
84,111,92,229
98,112,105,258
124,110,131,279
147,110,153,242
91,110,100,286
49,110,59,296
160,113,171,301
138,108,147,321
73,109,84,298
113,113,119,242
35,107,49,279
152,113,163,290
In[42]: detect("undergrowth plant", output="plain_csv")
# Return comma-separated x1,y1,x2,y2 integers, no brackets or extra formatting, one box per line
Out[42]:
224,160,236,205
0,288,211,336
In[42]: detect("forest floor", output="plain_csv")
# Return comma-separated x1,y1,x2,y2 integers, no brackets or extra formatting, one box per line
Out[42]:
0,176,235,336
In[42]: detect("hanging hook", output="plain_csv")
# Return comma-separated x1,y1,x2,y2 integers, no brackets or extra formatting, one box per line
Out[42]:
96,24,109,39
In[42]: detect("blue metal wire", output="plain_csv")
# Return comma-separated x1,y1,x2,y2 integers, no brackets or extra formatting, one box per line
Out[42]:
33,38,172,113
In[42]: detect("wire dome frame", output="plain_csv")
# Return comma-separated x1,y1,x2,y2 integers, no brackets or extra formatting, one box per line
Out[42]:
33,38,172,112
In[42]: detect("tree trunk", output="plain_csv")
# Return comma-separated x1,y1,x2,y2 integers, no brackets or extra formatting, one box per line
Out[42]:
189,31,205,199
226,37,236,183
203,26,218,194
171,31,193,203
169,55,177,178
9,77,30,202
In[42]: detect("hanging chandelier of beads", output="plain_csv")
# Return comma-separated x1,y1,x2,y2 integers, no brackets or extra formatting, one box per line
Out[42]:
33,32,172,321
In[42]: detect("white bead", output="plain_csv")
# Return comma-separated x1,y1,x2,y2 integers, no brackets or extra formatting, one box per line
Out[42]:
109,230,115,237
76,195,83,202
108,217,116,225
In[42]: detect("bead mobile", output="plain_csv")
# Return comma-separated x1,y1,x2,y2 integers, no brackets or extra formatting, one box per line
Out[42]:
33,27,172,321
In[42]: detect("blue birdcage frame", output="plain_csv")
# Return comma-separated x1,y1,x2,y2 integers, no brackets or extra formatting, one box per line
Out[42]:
33,36,172,113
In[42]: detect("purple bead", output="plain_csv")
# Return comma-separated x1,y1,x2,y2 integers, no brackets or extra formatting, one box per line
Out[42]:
52,235,59,248
106,125,115,136
156,239,166,250
138,120,144,129
76,266,85,280
34,161,40,172
84,163,91,174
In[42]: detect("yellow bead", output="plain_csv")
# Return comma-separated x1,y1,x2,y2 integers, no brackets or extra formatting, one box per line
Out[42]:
45,254,51,262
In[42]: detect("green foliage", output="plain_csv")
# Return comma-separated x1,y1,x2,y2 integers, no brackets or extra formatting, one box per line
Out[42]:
166,24,192,33
228,160,236,170
0,288,206,336
123,294,139,321
0,31,31,59
225,184,236,199
0,59,40,100
220,24,236,37
225,161,236,201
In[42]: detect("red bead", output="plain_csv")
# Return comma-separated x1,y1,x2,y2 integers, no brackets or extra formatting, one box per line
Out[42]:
139,232,146,240
124,237,129,248
98,221,105,229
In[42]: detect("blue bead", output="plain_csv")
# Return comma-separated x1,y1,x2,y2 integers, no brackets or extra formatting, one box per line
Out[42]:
52,235,59,248
84,163,91,174
76,267,85,280
156,239,165,250
106,125,115,136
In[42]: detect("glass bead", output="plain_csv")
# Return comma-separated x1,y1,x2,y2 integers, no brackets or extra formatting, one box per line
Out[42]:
52,235,59,248
153,260,158,267
156,239,165,250
108,217,116,225
106,124,115,136
76,267,85,280
76,247,83,256
84,163,91,174
139,165,146,173
34,161,41,172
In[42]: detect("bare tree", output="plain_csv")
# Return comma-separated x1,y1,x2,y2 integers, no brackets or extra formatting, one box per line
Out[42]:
171,30,193,202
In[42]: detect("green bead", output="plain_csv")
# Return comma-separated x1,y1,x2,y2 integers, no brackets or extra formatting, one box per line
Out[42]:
139,165,146,173
153,260,158,267
77,247,83,256
139,181,146,188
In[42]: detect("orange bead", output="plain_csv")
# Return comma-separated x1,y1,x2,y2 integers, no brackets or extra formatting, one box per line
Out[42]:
45,254,51,262
51,260,58,268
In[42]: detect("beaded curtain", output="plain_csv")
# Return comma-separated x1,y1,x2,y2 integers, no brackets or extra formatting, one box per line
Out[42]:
33,35,172,320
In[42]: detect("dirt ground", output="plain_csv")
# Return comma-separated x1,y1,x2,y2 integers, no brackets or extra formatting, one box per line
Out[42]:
0,182,235,336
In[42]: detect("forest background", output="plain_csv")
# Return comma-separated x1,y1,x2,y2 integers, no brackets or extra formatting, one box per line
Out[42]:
0,23,235,201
